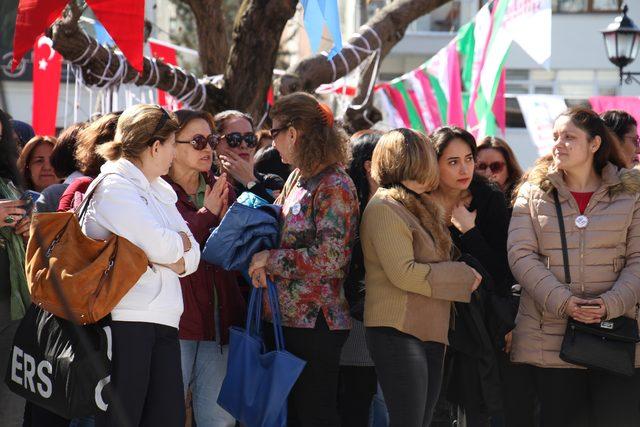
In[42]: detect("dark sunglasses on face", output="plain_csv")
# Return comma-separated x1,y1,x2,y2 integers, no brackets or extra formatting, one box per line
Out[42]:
220,132,258,148
476,161,506,174
176,134,219,150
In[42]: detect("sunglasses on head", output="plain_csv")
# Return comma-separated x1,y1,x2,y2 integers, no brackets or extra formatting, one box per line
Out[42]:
176,134,219,150
476,161,506,174
220,132,258,148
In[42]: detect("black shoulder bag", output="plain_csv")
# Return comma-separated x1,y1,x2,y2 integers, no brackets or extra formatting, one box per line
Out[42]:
553,189,640,377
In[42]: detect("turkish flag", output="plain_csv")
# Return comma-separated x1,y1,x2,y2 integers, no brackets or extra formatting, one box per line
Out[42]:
12,0,68,71
86,0,145,72
149,40,181,110
32,35,62,136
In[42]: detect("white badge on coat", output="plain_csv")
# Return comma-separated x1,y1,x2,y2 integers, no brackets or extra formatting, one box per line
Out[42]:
575,215,589,229
291,203,301,215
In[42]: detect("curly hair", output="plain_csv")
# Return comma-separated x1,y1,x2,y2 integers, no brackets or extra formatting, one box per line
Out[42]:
270,92,350,176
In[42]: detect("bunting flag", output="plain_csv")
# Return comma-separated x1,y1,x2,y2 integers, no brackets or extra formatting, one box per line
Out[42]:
86,0,145,72
300,0,343,59
32,35,62,136
149,40,181,110
11,0,68,71
375,0,550,138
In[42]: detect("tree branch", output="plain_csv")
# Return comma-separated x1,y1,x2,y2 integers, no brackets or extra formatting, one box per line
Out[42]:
223,0,298,118
278,0,450,95
49,2,225,112
182,0,228,75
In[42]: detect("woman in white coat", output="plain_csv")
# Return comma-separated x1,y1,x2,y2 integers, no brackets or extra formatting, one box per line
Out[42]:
81,104,200,427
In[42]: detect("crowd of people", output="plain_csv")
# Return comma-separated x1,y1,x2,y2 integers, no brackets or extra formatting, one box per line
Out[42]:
0,93,639,427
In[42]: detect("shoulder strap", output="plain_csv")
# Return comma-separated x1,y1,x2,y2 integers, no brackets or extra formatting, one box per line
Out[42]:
552,189,571,284
75,173,118,221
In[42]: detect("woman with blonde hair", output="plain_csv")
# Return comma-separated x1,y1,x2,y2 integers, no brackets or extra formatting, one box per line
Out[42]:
248,92,359,426
81,104,200,427
361,128,481,427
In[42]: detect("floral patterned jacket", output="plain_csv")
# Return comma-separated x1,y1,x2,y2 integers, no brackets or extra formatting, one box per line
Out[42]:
265,164,359,330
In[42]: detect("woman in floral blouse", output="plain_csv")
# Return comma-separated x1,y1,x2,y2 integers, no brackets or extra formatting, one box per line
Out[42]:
249,92,359,426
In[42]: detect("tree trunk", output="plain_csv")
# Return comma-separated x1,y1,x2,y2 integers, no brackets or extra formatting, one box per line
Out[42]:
182,0,229,76
277,0,449,95
223,0,298,118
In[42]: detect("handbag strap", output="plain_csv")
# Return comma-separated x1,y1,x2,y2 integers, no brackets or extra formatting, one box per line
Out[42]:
75,173,120,222
552,189,571,284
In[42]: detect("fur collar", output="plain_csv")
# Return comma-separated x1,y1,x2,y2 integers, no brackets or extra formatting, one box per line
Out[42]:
525,157,640,197
381,186,452,259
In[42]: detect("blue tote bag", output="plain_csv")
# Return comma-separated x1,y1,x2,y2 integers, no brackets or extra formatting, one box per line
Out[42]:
217,280,306,427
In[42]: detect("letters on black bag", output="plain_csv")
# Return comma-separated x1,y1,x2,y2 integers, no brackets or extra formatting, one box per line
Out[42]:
552,190,640,377
5,304,112,418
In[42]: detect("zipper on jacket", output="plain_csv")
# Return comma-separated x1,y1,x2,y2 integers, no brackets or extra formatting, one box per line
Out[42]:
579,228,585,295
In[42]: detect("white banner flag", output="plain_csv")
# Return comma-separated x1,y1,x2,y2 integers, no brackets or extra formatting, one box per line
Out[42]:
517,94,567,156
504,0,552,67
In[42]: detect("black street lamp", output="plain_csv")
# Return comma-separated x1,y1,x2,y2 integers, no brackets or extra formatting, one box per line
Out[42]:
602,4,640,85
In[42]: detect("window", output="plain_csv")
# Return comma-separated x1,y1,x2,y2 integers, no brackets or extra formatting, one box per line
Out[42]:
552,0,622,12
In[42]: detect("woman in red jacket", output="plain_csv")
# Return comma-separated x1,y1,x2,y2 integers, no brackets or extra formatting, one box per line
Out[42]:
166,109,246,426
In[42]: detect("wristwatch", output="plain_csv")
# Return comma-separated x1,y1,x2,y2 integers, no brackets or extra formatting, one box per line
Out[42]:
246,180,257,190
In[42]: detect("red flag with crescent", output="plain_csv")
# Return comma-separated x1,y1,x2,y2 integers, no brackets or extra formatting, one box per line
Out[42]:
32,35,62,136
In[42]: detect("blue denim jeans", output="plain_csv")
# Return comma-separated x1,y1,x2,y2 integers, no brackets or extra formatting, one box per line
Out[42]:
180,339,235,427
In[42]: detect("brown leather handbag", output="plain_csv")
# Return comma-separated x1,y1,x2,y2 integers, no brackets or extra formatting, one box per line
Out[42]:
25,174,149,324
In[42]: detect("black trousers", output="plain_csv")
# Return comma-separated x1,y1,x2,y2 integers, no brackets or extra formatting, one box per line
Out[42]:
95,321,185,427
366,327,446,427
264,313,348,427
529,366,640,427
337,365,377,427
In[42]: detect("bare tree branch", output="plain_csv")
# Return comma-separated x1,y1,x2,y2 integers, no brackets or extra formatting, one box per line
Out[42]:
277,0,450,95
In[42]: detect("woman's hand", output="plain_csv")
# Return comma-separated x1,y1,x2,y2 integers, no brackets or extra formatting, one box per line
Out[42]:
15,215,31,241
161,258,186,275
451,202,477,233
179,231,192,253
0,199,26,228
470,267,482,291
250,267,268,288
565,296,606,323
504,331,513,353
218,151,256,186
248,250,270,278
204,173,229,217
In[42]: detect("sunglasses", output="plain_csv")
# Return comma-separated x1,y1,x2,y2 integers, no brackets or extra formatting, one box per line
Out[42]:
220,132,258,148
269,121,294,139
476,161,506,174
176,134,219,150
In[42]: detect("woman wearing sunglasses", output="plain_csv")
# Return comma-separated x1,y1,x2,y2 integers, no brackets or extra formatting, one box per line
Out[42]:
476,136,524,207
248,92,359,426
212,110,283,202
429,126,515,426
164,109,245,426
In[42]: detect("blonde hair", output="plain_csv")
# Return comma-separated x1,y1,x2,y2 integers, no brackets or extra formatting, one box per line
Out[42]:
270,92,349,176
371,128,439,190
97,104,178,161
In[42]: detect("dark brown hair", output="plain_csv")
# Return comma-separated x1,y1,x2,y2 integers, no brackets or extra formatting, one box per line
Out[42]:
270,92,349,175
429,126,478,160
601,110,638,142
75,112,121,177
174,109,214,134
558,107,626,174
477,136,524,192
212,110,254,135
51,123,86,178
17,136,57,190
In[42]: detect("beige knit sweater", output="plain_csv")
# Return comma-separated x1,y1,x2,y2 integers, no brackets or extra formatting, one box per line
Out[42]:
361,188,476,344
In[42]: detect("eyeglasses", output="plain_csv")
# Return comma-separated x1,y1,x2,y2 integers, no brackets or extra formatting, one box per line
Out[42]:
220,132,258,148
176,134,219,150
476,161,506,174
269,122,293,139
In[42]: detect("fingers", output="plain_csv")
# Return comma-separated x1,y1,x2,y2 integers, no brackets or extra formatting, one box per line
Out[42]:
251,269,268,288
0,199,26,208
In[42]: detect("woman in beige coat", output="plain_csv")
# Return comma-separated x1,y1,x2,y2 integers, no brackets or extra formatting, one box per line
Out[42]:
361,128,481,427
508,107,640,427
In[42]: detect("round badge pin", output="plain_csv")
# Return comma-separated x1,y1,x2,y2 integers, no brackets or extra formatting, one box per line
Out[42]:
291,203,301,215
575,215,589,229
